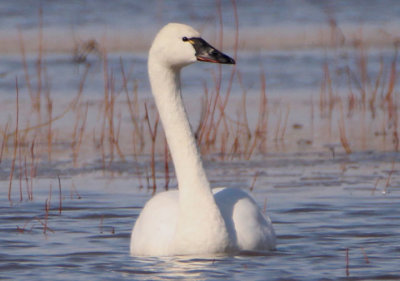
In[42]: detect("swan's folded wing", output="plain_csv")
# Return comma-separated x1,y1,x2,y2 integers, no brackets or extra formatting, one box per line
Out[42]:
213,187,276,252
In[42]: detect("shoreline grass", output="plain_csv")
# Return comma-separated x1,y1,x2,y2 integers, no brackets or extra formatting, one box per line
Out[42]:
1,5,400,201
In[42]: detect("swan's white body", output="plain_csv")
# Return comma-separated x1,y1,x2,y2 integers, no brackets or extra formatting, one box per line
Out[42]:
130,23,276,256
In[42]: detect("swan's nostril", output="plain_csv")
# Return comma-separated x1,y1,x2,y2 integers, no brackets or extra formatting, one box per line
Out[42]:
210,50,219,56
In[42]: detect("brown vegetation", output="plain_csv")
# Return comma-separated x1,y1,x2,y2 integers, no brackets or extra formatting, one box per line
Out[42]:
2,4,399,201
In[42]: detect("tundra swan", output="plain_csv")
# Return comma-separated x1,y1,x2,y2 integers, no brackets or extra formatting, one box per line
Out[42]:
130,23,276,256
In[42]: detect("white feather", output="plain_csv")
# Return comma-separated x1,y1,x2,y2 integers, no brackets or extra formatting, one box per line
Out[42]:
130,23,276,256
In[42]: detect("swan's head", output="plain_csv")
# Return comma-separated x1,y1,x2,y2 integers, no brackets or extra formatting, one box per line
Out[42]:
149,23,235,69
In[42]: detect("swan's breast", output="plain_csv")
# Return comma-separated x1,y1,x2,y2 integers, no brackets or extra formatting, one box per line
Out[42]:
130,190,180,256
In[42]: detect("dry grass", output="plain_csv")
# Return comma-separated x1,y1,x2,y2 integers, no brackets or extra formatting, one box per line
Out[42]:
2,4,400,200
8,78,19,202
316,18,400,153
144,102,159,193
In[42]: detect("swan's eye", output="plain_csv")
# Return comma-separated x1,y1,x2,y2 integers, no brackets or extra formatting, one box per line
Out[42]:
182,37,189,42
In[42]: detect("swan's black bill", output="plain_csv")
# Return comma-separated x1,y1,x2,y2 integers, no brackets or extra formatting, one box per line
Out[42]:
186,37,235,64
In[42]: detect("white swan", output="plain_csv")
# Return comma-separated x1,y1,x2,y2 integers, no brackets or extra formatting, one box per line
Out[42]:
130,23,276,256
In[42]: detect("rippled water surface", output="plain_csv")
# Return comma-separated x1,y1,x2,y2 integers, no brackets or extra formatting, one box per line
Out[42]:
1,1,400,280
1,152,399,280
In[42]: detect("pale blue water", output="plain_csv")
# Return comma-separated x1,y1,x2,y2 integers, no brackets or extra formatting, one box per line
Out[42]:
1,0,399,30
1,1,400,280
1,152,400,280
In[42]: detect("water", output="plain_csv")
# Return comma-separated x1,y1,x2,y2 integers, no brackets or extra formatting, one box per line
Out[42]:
1,0,399,31
1,0,399,99
1,1,400,280
1,152,400,280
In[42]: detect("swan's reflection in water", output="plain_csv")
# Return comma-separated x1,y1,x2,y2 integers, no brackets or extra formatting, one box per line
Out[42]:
126,256,226,280
126,252,275,280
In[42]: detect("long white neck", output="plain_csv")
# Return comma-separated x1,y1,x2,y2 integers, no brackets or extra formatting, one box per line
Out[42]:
148,56,230,254
148,58,213,202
